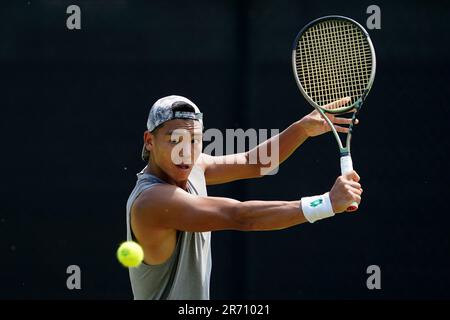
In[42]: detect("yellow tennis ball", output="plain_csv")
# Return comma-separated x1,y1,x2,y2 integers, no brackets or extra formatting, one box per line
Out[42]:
116,241,144,267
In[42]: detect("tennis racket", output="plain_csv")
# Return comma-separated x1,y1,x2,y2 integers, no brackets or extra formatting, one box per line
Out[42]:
292,15,376,212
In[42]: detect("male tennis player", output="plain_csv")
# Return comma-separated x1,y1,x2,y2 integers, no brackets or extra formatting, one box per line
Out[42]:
126,95,362,299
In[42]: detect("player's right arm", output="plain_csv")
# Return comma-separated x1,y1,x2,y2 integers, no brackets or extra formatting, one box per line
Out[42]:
131,171,362,233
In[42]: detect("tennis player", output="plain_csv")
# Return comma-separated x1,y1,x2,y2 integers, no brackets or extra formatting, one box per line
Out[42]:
126,95,362,299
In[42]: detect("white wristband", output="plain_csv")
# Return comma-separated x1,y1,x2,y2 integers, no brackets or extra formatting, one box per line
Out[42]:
301,192,335,223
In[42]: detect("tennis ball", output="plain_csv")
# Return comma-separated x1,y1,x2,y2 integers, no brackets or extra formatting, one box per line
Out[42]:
116,241,144,267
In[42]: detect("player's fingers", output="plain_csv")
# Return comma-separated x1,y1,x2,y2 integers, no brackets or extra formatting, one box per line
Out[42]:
332,117,359,125
334,125,349,133
344,170,360,182
349,190,362,204
347,181,362,189
332,117,352,125
353,171,361,182
324,97,351,110
348,185,362,195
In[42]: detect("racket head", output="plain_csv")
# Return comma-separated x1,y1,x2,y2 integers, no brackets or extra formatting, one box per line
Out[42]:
292,15,376,114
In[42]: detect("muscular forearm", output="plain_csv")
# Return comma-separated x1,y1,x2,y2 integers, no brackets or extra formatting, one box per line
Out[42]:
234,199,308,231
246,121,308,175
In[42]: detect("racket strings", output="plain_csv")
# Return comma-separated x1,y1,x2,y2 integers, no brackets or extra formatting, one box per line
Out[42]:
295,20,373,111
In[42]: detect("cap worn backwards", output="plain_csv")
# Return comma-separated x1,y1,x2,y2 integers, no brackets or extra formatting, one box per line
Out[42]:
141,95,203,161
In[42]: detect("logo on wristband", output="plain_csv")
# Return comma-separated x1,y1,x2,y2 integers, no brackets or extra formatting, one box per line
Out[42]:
310,199,323,207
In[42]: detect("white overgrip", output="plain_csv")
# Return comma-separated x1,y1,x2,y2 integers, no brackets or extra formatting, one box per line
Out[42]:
340,155,353,175
340,155,358,212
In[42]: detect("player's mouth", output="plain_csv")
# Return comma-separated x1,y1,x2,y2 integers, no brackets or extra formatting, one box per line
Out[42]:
175,164,191,171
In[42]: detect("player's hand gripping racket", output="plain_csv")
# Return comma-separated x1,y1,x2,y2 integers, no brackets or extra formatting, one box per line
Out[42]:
292,16,376,211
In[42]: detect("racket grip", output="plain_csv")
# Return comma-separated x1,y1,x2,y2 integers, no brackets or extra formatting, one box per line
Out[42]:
340,155,359,212
340,155,353,175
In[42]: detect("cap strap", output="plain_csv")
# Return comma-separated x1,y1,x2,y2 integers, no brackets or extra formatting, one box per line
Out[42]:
173,111,203,120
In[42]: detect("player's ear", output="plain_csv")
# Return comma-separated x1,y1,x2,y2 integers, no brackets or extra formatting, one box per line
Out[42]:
143,130,154,152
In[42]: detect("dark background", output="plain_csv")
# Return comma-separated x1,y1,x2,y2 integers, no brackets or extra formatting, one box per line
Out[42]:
1,0,449,299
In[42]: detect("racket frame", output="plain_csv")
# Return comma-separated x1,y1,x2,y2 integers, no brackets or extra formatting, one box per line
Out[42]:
291,15,376,157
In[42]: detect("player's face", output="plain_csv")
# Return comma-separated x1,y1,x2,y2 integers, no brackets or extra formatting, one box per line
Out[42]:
150,119,203,184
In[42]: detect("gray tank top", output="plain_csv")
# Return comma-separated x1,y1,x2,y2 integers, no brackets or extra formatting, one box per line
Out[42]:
125,165,212,300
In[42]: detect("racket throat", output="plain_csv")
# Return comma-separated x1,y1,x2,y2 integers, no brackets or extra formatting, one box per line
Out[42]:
353,97,363,111
349,98,363,130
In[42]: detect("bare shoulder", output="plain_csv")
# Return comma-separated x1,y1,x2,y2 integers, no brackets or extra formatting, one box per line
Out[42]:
131,184,185,264
132,183,186,225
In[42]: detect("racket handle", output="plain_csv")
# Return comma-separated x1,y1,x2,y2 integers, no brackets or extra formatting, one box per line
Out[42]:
340,155,359,212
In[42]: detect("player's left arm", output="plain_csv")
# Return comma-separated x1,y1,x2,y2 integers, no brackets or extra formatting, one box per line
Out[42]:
198,98,357,185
